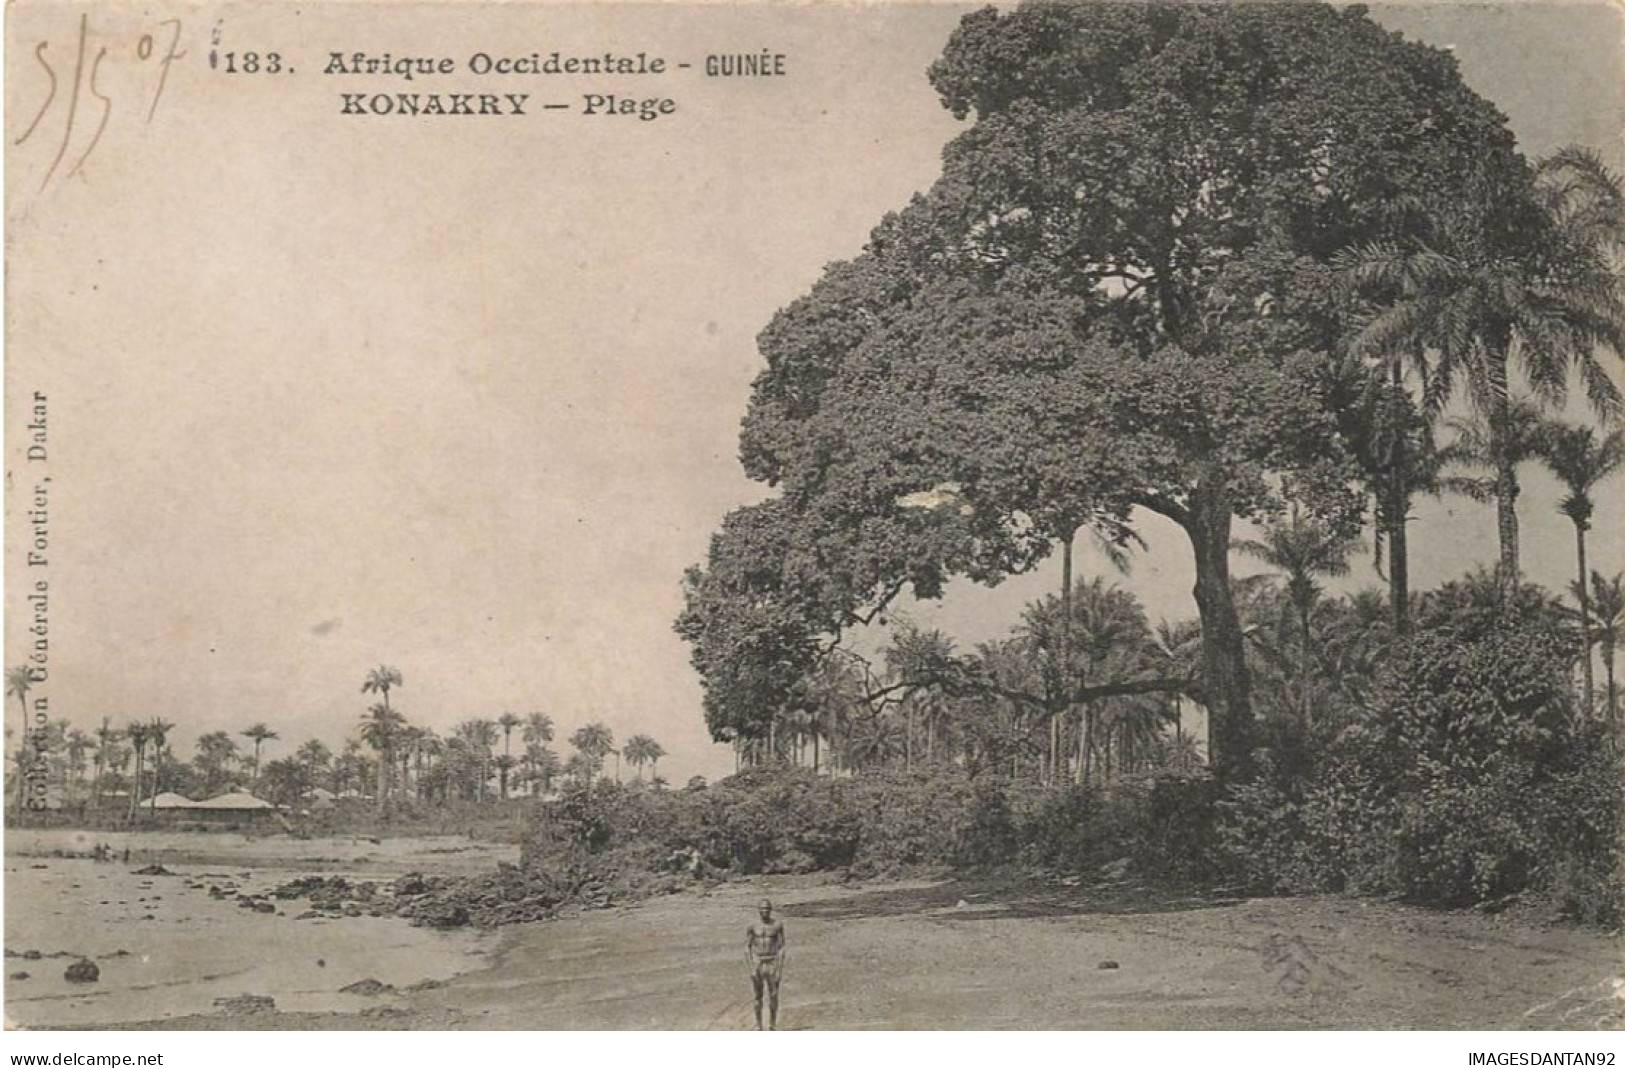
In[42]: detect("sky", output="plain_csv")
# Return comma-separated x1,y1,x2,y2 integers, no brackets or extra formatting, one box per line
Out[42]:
5,1,1623,785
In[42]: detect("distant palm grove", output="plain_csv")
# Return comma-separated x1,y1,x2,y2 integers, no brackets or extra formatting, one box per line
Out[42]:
4,660,665,818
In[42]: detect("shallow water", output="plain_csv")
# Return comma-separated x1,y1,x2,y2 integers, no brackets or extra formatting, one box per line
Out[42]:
4,851,495,1028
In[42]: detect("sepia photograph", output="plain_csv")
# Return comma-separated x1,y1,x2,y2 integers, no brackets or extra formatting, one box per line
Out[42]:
3,0,1623,1040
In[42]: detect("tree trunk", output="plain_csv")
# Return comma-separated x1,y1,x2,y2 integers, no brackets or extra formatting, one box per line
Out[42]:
1185,479,1254,778
378,747,390,815
1387,358,1412,637
1298,597,1314,731
1076,704,1089,786
1081,706,1095,787
1487,363,1520,584
1057,531,1074,787
1386,475,1410,638
1604,645,1617,732
1575,523,1595,720
149,746,162,818
93,719,107,809
1495,454,1520,582
127,750,143,822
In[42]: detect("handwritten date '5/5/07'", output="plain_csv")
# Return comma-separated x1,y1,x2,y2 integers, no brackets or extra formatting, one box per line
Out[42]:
14,14,184,190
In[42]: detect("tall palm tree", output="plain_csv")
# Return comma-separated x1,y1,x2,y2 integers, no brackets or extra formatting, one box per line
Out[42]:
1233,507,1362,730
1587,570,1625,730
360,703,407,813
1337,148,1625,583
843,711,905,771
525,745,561,796
1328,350,1452,637
361,665,403,712
493,754,517,799
415,729,441,796
522,712,554,748
296,738,333,785
5,667,33,748
91,718,119,809
125,721,151,821
802,653,865,774
1541,422,1625,719
622,734,664,781
241,723,278,785
1439,400,1551,577
622,735,648,779
146,718,175,817
65,729,92,799
569,723,615,783
1152,618,1203,756
498,712,522,760
454,719,500,801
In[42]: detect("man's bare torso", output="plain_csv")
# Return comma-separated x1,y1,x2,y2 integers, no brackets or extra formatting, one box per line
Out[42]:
748,919,785,962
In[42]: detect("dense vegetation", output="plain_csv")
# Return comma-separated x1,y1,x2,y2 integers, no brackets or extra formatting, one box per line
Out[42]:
672,3,1625,925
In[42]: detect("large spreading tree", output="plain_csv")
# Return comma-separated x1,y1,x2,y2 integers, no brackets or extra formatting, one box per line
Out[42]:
680,2,1531,776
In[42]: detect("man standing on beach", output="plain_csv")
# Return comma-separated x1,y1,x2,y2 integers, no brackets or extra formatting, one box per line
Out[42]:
746,898,786,1030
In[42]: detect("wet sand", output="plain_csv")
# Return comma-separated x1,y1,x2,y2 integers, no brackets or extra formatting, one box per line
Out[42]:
5,827,518,876
4,831,510,1028
57,872,1625,1030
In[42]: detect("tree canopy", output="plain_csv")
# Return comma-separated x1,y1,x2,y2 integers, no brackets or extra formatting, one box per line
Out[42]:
679,2,1543,774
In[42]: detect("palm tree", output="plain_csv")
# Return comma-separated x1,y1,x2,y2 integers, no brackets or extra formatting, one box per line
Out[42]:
361,665,403,712
91,718,119,809
125,721,151,821
65,729,92,799
5,667,33,748
1152,619,1202,756
526,745,561,796
522,712,554,747
454,719,500,801
568,723,615,783
1337,148,1625,583
622,735,648,779
498,712,522,757
360,703,407,813
622,734,664,781
1588,570,1625,730
146,718,174,817
1439,400,1551,578
1541,422,1625,719
495,714,522,797
296,738,332,779
843,711,904,770
241,723,278,785
415,729,441,797
565,751,596,787
493,754,517,799
801,653,865,774
1328,351,1451,637
1233,506,1362,730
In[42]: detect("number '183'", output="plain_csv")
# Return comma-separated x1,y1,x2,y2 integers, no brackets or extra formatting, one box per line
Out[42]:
217,51,281,73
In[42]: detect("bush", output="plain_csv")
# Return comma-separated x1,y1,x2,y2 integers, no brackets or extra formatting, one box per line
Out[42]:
1216,592,1623,920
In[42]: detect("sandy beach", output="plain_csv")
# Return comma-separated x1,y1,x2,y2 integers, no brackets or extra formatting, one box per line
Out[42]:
10,830,1618,1031
3,830,509,1029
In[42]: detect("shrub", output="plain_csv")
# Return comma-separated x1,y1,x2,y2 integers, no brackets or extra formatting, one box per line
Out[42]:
1216,589,1622,920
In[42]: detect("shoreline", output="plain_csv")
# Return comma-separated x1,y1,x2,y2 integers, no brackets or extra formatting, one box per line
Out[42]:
4,831,515,1029
31,873,1625,1031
